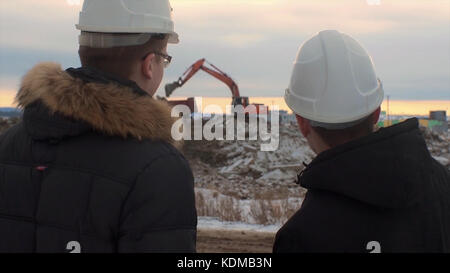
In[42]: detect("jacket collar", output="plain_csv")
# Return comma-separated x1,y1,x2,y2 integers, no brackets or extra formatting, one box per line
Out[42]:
299,118,432,209
65,66,148,96
16,62,177,145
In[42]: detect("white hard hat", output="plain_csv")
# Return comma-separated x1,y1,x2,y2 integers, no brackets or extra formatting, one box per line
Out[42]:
76,0,179,47
284,30,384,127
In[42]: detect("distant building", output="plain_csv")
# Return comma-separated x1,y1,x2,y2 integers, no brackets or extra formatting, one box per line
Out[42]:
377,110,448,134
429,111,448,133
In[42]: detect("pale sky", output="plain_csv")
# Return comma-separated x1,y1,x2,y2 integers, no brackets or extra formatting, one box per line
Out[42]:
0,0,449,104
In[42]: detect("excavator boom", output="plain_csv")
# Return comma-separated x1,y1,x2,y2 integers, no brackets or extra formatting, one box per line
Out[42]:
164,58,267,114
165,59,240,99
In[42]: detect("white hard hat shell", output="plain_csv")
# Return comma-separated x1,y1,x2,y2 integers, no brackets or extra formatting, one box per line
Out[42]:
76,0,179,44
285,30,384,124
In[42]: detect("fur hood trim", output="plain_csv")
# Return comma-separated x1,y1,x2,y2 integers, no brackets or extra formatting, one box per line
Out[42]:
16,62,177,144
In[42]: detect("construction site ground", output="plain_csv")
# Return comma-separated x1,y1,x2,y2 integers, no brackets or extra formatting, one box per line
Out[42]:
197,228,275,253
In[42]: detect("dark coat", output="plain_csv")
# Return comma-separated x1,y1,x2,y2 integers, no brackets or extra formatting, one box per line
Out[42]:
0,63,197,253
273,118,450,253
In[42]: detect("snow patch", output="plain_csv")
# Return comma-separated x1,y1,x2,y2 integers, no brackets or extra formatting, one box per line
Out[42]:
198,217,281,233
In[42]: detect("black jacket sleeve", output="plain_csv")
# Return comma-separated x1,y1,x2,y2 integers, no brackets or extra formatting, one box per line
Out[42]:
117,153,197,253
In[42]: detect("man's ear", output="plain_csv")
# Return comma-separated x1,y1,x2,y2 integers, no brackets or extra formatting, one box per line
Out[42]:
141,53,155,80
372,107,381,125
296,114,311,137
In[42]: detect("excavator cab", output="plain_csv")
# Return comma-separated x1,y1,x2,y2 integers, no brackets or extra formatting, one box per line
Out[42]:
232,96,249,108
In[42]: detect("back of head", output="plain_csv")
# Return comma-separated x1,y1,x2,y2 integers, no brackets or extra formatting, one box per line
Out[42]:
285,30,384,146
309,114,377,148
78,34,168,79
75,0,178,79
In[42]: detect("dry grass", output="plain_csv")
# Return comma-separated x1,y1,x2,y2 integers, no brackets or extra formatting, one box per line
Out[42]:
249,199,299,225
195,190,301,225
196,190,244,222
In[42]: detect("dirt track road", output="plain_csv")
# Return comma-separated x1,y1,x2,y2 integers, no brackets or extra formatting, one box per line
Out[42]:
197,229,276,253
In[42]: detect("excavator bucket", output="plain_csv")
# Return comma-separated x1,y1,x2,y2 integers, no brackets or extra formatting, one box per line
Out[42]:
165,82,181,98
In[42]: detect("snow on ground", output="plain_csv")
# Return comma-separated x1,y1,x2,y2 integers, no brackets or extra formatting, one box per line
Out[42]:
198,217,281,233
422,127,450,168
433,156,449,166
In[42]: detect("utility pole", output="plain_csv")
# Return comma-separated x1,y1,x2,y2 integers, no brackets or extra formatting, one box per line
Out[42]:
387,95,390,125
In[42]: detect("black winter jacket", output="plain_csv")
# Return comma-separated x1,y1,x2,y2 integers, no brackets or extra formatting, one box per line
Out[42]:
273,118,449,253
0,63,197,253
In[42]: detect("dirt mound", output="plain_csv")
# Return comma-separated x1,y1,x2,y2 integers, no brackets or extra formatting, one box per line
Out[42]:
183,122,313,200
183,122,449,202
0,117,20,134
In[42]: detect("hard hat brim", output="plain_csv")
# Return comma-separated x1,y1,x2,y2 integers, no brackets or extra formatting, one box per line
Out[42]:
168,31,179,44
284,84,384,124
76,24,179,44
78,31,179,48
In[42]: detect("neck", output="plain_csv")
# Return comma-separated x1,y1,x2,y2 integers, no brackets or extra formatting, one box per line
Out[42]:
312,140,331,155
67,66,148,96
311,129,374,155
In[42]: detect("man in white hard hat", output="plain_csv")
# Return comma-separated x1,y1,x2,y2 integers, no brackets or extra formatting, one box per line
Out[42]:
273,30,450,253
0,0,197,252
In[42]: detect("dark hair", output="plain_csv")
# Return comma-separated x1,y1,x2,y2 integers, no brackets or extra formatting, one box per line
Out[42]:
78,34,167,79
311,113,376,148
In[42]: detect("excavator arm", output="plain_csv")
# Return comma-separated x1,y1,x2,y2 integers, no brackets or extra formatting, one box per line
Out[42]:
165,59,205,97
165,59,241,99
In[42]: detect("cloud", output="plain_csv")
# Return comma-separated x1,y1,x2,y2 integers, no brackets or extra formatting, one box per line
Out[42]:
0,0,448,101
0,0,80,52
172,0,449,39
218,34,267,48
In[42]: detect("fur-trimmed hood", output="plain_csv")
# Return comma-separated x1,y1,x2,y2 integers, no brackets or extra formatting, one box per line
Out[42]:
15,63,177,144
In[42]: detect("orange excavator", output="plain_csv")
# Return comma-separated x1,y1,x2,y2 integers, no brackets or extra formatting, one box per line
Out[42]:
165,59,266,114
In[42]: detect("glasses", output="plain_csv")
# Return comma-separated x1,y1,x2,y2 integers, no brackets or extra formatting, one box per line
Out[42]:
142,52,172,68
